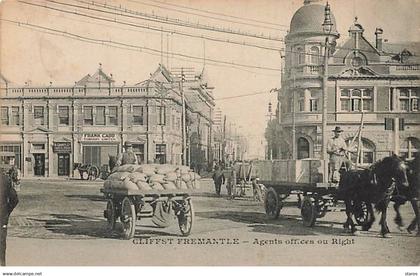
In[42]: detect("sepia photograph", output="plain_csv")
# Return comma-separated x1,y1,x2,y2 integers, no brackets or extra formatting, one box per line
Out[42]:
0,0,419,270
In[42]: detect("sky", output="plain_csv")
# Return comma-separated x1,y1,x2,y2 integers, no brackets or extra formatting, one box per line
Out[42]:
1,0,419,158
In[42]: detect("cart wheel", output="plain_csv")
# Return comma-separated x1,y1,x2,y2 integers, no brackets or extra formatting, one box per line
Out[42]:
81,170,89,180
301,196,317,227
105,199,116,231
354,201,371,228
89,165,99,180
121,197,136,239
178,198,194,236
265,187,282,219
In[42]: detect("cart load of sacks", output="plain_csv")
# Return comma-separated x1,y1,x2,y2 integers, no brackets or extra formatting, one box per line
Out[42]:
103,164,201,191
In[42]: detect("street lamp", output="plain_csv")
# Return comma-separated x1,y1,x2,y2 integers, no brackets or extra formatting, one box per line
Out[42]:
321,2,333,183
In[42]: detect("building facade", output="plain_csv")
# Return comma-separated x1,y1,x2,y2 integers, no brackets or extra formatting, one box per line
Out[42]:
277,0,420,164
0,64,214,178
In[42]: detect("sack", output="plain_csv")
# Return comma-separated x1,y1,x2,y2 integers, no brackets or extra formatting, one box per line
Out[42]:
162,181,177,190
103,180,112,189
178,165,191,174
129,172,147,183
164,172,178,182
150,182,165,191
110,180,123,189
181,173,191,182
191,172,201,180
149,174,165,183
136,164,157,173
178,180,188,190
136,181,152,191
108,172,131,181
156,164,176,175
185,181,194,189
193,179,201,189
121,178,139,190
117,164,139,173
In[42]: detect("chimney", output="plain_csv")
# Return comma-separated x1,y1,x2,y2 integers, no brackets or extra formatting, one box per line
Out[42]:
375,27,383,52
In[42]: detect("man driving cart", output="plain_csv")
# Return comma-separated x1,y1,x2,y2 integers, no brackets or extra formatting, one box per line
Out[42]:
327,126,353,183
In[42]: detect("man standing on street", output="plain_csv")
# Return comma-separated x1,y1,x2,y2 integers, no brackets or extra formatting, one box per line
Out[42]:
0,170,19,266
212,166,225,196
327,126,352,183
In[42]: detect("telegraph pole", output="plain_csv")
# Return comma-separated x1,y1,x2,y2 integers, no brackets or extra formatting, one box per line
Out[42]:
181,68,187,165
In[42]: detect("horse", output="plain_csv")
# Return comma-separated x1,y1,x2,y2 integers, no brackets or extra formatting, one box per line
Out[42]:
338,155,408,238
392,155,420,236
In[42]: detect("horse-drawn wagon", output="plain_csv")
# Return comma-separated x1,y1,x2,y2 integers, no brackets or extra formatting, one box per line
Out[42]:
255,159,370,227
101,188,194,239
225,162,265,201
101,163,199,239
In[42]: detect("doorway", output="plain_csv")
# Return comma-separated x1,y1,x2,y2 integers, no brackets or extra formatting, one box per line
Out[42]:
33,153,45,176
58,153,70,176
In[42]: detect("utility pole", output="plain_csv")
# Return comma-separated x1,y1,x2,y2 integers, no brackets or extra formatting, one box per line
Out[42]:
322,2,333,183
181,68,187,165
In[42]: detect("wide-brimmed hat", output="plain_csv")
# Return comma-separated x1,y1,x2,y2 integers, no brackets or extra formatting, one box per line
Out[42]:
332,126,343,133
124,141,133,147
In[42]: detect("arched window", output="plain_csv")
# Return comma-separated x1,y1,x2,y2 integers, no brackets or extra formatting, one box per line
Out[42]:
296,47,305,65
400,137,420,160
346,138,376,165
297,137,310,159
310,46,320,64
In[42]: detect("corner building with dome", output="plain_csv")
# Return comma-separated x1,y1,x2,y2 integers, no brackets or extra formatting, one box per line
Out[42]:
276,0,420,164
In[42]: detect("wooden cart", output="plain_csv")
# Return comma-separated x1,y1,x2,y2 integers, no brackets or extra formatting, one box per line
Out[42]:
255,159,371,228
225,162,265,201
101,188,194,239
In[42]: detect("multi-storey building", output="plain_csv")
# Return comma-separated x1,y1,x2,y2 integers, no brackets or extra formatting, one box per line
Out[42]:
277,0,420,164
0,64,214,178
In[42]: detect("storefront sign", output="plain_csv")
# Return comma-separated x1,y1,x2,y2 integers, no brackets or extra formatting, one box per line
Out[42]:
53,142,71,153
82,133,118,142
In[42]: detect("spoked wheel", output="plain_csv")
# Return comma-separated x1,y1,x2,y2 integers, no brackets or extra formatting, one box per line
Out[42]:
105,199,117,231
301,196,317,227
121,197,136,239
265,187,282,219
354,201,371,228
178,198,194,236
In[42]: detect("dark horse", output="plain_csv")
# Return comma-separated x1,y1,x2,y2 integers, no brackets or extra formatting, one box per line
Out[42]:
338,155,408,237
392,155,420,236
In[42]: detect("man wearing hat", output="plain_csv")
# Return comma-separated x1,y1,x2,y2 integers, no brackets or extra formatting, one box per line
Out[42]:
327,126,352,182
114,142,138,170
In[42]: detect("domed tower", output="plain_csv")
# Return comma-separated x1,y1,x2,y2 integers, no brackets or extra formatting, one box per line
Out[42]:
278,0,340,159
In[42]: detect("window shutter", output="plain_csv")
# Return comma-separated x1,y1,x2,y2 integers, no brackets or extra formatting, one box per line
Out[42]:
384,118,394,130
399,118,405,131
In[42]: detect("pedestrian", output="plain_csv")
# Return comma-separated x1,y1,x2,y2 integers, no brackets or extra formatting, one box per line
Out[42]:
113,142,138,172
0,170,19,266
7,157,21,191
327,126,352,183
212,166,225,196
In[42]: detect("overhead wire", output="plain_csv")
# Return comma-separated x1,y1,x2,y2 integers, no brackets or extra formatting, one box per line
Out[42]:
19,0,284,52
45,0,284,42
128,0,289,30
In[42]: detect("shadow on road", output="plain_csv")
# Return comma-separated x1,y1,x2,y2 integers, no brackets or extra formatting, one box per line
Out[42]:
196,210,349,236
64,194,106,202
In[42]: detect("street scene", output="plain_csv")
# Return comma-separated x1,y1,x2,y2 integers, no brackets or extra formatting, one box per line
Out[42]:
0,0,419,268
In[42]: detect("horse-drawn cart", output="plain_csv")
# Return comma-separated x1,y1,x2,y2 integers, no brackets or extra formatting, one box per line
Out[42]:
255,159,370,228
101,188,194,239
225,162,265,201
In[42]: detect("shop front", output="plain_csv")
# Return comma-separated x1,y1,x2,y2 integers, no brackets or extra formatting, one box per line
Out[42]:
53,141,72,176
80,133,120,171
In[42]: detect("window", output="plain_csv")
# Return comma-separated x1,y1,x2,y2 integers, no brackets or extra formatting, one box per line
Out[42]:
133,106,144,125
297,137,310,159
310,46,320,65
157,106,166,125
155,144,166,164
1,107,9,126
0,144,21,169
400,138,419,160
340,88,373,112
109,106,118,126
132,144,145,164
58,106,69,125
296,47,305,65
346,138,375,165
398,88,419,112
310,99,319,111
10,107,19,126
96,106,105,125
34,106,45,125
84,106,93,125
